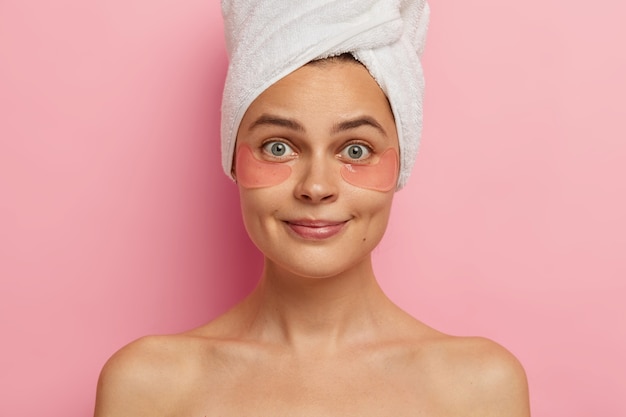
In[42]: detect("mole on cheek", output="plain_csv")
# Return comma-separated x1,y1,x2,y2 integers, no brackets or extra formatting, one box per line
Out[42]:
340,148,398,192
235,145,292,189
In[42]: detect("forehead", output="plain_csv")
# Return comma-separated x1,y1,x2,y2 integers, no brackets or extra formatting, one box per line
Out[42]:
243,60,394,122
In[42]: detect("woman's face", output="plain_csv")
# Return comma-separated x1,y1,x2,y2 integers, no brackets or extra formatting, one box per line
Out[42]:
234,60,399,279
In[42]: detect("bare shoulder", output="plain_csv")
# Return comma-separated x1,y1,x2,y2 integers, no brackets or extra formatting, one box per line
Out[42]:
418,334,530,417
94,334,205,417
93,313,250,417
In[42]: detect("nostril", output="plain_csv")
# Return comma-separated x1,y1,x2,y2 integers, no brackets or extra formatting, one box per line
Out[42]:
297,187,336,203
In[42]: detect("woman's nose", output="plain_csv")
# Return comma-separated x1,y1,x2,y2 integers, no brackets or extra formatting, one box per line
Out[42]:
293,155,339,204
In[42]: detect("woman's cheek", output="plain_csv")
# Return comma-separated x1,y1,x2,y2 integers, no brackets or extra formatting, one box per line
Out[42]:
340,148,398,192
235,145,292,189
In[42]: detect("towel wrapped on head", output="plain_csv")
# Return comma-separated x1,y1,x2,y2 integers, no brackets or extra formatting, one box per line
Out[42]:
221,0,430,189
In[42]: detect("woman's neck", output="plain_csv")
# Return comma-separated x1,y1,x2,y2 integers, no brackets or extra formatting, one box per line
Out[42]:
237,255,398,353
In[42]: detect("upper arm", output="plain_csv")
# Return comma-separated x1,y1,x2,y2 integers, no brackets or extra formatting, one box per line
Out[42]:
94,337,177,417
428,336,530,417
463,338,530,417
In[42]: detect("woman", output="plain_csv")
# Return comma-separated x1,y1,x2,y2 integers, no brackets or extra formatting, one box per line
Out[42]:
95,1,530,415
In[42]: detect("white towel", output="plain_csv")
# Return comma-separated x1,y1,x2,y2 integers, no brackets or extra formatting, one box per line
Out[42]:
221,0,430,189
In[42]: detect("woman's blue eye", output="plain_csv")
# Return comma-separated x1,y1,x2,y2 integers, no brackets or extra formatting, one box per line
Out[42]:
263,141,293,157
342,144,370,160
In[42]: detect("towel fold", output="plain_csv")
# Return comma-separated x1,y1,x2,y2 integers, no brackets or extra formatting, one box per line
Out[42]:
221,0,429,189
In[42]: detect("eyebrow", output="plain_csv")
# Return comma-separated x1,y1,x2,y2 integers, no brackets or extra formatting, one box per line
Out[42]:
248,114,305,132
331,116,387,136
248,113,387,136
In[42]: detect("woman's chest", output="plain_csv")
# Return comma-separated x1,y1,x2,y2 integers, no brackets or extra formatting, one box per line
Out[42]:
178,358,447,417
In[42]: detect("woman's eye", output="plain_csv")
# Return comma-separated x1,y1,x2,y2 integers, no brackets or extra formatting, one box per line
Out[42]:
341,144,371,161
263,141,294,158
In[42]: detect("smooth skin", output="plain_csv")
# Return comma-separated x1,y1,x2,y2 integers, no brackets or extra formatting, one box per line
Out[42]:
94,59,530,417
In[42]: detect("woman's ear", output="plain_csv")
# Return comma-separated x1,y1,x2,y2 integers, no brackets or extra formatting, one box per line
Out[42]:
231,152,238,182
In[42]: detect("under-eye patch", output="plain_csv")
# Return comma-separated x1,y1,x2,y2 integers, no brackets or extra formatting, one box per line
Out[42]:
340,148,398,192
235,144,292,188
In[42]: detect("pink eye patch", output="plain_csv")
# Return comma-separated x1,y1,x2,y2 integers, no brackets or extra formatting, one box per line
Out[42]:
340,148,398,192
235,144,292,188
235,144,398,191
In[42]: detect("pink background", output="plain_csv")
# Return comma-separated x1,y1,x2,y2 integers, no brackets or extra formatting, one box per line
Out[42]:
1,0,624,415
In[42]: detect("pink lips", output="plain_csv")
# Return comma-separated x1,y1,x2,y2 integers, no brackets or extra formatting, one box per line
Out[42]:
285,219,348,240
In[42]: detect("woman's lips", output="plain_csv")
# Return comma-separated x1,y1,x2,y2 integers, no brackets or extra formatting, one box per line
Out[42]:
285,219,348,240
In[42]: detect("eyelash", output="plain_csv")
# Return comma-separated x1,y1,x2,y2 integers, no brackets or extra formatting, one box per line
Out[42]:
261,139,297,160
338,141,374,162
259,139,375,162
